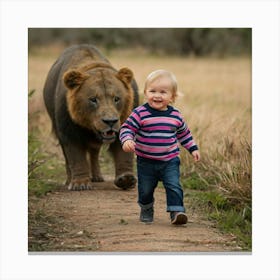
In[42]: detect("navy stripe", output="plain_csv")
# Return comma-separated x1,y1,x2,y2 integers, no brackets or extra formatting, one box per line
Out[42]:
137,138,177,146
143,124,177,130
125,120,138,130
128,115,140,127
188,145,198,153
135,147,180,157
122,130,135,137
138,131,175,138
180,136,193,146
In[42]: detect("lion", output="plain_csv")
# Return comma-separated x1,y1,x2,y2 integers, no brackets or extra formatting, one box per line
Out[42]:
43,44,138,191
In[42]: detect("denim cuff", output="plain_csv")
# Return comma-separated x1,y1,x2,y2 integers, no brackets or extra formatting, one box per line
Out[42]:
138,201,154,209
166,205,186,212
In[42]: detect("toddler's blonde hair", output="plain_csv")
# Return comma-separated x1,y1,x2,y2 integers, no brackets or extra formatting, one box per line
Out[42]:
144,69,178,101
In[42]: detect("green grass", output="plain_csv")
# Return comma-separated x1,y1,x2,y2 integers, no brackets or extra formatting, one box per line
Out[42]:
28,90,66,196
28,132,64,196
209,208,252,250
181,134,252,251
183,173,251,251
182,172,209,191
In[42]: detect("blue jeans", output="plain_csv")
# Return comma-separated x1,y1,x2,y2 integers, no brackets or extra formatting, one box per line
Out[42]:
136,156,185,212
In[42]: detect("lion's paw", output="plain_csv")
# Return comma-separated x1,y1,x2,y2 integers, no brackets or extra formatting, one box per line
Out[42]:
114,173,137,190
91,175,105,182
68,179,94,191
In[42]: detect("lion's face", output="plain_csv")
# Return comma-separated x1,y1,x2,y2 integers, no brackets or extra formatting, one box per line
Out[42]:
64,67,134,143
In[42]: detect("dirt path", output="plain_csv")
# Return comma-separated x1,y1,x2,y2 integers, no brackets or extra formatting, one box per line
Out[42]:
29,179,240,253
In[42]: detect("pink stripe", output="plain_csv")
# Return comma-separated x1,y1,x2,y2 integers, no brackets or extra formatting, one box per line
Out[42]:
121,135,134,142
170,111,181,117
135,151,179,161
184,141,195,149
130,112,141,123
123,124,137,133
137,136,174,144
137,143,178,153
143,117,180,126
141,125,173,131
177,129,190,138
139,111,151,117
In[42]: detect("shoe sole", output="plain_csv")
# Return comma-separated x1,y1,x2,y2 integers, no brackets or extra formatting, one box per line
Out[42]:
171,213,188,225
140,220,153,224
140,218,154,224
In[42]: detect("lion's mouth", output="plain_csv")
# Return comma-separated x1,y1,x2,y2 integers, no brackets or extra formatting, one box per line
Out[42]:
101,130,117,142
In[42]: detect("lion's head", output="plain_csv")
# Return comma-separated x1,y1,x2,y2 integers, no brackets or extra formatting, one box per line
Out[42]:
63,65,134,143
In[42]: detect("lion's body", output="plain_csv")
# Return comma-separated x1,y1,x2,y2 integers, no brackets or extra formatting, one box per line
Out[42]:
43,44,138,190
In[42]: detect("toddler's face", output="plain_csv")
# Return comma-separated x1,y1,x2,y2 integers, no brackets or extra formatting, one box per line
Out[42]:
144,76,174,111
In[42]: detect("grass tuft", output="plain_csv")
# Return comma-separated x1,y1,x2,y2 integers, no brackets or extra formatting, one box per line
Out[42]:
28,131,64,196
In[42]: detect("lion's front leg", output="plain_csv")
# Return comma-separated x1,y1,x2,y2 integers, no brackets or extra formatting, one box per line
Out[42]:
109,140,137,190
62,143,94,191
88,145,104,182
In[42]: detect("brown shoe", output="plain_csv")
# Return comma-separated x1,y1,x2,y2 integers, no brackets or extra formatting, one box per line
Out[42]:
170,212,188,225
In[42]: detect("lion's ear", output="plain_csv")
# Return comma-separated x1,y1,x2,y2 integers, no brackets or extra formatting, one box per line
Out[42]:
63,70,89,90
117,67,133,85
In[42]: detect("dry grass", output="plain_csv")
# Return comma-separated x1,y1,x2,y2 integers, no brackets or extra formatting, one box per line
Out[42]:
28,45,251,206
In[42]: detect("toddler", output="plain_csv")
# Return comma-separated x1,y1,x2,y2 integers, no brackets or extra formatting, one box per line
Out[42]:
119,69,200,225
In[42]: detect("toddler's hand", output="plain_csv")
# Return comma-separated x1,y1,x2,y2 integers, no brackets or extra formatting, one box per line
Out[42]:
122,140,136,153
191,150,200,162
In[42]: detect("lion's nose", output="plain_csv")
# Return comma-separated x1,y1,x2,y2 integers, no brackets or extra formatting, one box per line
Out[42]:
102,118,119,128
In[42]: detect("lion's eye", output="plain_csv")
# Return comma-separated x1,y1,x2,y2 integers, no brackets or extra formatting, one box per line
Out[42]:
114,96,120,103
89,97,98,105
89,97,98,107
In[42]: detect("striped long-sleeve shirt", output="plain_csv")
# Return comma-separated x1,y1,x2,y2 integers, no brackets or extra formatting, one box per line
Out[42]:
119,103,198,161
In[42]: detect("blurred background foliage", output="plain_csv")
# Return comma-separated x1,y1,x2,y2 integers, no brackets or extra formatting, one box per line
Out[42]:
28,28,251,57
